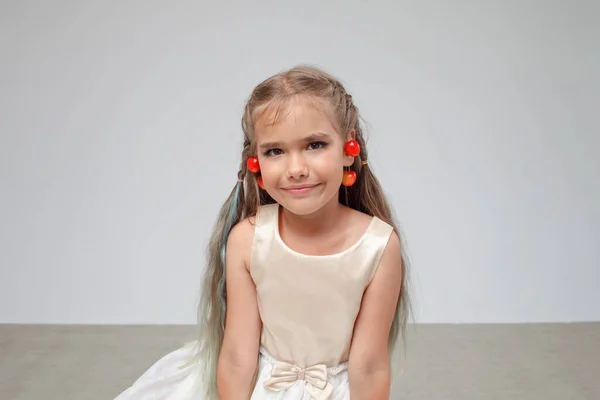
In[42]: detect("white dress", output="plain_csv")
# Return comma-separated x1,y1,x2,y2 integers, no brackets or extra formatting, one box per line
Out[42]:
114,203,393,399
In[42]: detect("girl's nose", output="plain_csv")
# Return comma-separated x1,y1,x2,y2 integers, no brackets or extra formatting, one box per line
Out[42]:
286,154,309,180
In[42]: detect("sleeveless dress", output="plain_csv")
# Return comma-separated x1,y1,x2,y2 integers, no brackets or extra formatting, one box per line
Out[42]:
114,203,393,400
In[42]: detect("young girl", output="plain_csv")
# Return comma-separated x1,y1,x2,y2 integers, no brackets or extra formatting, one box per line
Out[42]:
115,65,411,399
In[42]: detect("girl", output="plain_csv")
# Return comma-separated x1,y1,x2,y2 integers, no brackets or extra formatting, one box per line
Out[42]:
115,65,411,400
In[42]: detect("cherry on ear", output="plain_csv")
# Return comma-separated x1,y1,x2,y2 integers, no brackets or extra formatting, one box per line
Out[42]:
344,140,360,157
247,156,260,173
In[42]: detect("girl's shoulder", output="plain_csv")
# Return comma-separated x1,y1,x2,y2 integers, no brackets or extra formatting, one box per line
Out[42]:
229,216,255,244
230,202,275,238
344,206,393,233
227,203,276,251
338,207,396,253
226,217,255,270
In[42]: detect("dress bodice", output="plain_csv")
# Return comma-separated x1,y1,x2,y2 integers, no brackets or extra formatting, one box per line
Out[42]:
250,203,394,368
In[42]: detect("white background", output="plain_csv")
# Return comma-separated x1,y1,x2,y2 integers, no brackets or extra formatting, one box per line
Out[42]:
1,0,598,324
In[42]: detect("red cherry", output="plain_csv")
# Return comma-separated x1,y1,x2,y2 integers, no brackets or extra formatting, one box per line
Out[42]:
257,176,265,190
342,170,357,186
344,140,360,157
247,156,260,173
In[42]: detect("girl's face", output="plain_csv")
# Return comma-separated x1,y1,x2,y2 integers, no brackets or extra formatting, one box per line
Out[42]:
254,96,354,216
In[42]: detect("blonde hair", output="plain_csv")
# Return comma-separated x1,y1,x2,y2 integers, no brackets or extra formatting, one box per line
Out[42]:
185,65,412,398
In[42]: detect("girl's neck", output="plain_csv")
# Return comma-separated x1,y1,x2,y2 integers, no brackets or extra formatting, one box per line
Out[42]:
279,197,348,237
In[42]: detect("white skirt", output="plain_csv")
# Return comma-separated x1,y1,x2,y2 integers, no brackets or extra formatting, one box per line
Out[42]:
114,342,350,400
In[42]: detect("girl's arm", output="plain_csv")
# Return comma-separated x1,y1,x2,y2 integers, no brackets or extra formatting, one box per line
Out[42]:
348,232,403,400
217,218,262,399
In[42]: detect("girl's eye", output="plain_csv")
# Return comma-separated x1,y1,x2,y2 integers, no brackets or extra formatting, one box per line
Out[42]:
308,141,327,150
264,148,283,157
263,142,327,157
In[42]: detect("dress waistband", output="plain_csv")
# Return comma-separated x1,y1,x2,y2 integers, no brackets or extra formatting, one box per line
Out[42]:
258,346,348,375
258,347,347,400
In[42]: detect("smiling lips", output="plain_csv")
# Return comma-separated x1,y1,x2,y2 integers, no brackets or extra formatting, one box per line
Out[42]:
282,183,320,195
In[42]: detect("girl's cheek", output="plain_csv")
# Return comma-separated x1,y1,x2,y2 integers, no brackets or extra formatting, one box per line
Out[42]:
314,153,341,170
261,163,279,179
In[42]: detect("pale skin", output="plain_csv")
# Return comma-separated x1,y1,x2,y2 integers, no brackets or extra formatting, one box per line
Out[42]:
217,96,403,399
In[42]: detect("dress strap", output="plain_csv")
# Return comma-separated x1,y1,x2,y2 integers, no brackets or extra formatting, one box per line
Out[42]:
357,217,395,284
254,203,279,244
255,203,279,227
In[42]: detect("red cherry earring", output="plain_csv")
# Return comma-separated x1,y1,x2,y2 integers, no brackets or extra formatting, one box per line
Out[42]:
342,170,357,186
342,140,360,187
247,156,265,189
247,156,260,173
344,140,360,157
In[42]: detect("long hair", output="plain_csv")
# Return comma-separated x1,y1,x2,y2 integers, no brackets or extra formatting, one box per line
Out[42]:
184,65,412,398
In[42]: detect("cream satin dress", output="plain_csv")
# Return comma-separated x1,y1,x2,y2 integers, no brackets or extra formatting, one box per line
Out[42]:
114,203,393,400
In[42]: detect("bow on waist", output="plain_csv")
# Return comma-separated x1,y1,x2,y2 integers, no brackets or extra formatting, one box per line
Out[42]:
263,359,334,400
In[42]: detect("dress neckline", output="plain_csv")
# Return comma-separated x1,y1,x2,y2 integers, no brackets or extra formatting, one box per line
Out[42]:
272,204,377,258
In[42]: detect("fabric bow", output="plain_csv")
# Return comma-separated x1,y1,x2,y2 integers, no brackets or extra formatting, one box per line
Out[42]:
263,360,334,400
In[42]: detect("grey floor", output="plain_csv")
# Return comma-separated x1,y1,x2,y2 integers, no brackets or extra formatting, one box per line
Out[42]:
0,323,598,399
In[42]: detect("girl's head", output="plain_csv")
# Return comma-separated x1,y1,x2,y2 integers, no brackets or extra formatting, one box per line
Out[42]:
189,65,411,399
238,65,375,216
249,94,355,215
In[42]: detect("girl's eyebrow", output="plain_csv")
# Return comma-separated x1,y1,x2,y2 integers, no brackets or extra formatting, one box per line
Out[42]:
258,132,331,150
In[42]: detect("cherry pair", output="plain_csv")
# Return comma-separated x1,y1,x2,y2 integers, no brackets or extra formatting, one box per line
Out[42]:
247,140,361,187
342,139,360,187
